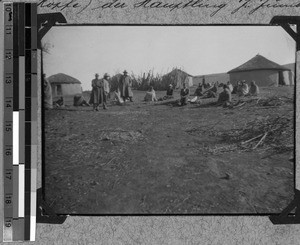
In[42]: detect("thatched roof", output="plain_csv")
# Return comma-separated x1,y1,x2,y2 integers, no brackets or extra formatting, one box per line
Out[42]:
228,55,291,73
48,73,82,85
165,68,193,77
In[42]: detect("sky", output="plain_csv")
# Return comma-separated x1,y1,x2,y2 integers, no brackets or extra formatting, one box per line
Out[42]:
43,26,296,91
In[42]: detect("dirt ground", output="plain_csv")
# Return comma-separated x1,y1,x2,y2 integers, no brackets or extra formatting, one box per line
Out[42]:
44,86,294,214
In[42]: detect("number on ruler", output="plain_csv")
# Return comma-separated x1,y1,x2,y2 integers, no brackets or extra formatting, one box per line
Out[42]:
5,169,12,180
5,147,12,156
5,25,12,35
5,122,12,132
4,4,12,22
5,75,13,84
5,194,12,205
5,51,12,60
4,218,12,228
5,99,12,108
5,5,12,13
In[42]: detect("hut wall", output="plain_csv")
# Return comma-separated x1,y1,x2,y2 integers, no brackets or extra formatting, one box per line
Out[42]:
51,83,82,97
61,84,82,95
281,70,294,85
229,70,279,87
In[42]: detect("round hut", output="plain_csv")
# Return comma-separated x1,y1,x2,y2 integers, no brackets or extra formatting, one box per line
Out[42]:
227,55,292,87
161,69,193,90
48,73,82,97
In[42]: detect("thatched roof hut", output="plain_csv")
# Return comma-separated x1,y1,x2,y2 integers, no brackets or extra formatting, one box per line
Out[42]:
161,69,193,90
228,55,292,86
48,73,82,97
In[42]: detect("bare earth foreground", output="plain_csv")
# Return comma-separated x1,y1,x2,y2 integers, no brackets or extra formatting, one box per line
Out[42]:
45,87,294,214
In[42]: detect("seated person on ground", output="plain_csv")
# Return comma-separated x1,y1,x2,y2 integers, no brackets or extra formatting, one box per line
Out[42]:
232,81,240,94
113,89,124,104
163,84,174,100
203,80,210,89
180,83,190,106
54,97,64,107
144,86,158,102
194,83,203,96
238,80,249,96
248,80,259,96
73,95,89,106
203,83,218,98
227,81,233,92
217,84,232,107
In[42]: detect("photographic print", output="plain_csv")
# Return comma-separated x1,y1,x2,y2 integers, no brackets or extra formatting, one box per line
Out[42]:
42,25,295,214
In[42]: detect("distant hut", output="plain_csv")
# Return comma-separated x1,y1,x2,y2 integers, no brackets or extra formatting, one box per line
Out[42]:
48,73,82,98
162,69,193,89
227,54,292,87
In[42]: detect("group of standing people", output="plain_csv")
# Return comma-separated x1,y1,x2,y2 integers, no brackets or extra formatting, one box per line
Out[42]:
90,73,110,110
90,70,134,111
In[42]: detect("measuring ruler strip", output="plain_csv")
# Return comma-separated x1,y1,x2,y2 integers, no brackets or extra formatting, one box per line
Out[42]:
3,2,14,242
12,7,19,240
13,2,24,241
3,2,38,241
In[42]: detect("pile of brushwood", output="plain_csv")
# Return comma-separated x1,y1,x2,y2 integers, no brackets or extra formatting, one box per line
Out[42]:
232,96,293,109
206,115,294,155
256,96,293,107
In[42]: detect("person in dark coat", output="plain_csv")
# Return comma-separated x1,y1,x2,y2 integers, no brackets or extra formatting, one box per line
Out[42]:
163,84,174,100
119,70,133,102
101,73,110,110
217,84,232,107
248,80,259,96
194,83,203,96
180,83,190,106
90,73,102,111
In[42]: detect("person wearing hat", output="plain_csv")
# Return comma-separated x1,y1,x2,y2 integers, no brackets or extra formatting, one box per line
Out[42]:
90,73,101,111
119,70,133,103
101,73,110,109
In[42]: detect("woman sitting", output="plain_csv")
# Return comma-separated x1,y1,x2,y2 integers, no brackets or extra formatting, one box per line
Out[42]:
217,84,232,107
248,80,259,96
144,86,158,102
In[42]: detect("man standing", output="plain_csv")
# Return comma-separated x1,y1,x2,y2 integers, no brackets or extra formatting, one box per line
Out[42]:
101,73,110,110
91,73,102,111
180,83,190,106
119,70,133,103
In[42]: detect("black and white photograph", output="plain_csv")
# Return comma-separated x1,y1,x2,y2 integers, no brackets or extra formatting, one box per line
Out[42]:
42,26,295,214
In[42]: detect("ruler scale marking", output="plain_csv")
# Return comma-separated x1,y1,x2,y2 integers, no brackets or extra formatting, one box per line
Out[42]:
3,2,37,241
